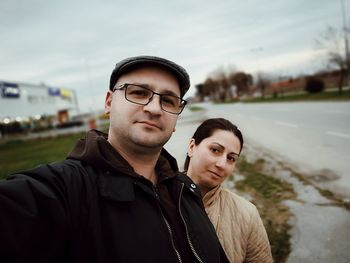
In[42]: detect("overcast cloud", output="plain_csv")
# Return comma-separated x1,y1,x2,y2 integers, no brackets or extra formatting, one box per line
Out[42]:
0,0,348,112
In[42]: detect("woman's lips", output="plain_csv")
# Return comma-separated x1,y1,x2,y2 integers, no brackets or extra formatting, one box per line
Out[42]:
209,170,222,178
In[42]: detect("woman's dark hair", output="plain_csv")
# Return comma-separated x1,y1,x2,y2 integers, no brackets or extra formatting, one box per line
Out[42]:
183,118,244,171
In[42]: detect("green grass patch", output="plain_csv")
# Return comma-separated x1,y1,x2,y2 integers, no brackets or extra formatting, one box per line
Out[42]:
188,106,204,112
0,132,85,179
242,89,350,103
264,220,292,262
236,158,295,201
235,157,296,263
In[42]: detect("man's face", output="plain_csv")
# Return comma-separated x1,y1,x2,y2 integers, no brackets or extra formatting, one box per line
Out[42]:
105,66,181,152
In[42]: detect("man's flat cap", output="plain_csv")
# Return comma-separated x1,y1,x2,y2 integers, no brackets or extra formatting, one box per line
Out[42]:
109,56,190,97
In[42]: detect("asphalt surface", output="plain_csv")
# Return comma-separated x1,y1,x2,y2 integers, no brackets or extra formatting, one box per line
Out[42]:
202,101,350,200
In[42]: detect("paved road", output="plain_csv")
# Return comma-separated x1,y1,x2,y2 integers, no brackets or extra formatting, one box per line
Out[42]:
192,101,350,200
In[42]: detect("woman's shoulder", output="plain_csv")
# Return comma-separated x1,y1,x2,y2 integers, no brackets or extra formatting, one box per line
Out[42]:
219,187,259,216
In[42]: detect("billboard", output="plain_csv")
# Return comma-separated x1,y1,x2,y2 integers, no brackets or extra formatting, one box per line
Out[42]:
1,82,20,98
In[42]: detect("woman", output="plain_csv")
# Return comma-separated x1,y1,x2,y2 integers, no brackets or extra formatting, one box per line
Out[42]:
184,118,273,263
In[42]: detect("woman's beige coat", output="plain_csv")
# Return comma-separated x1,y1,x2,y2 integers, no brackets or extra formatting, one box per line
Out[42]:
203,185,273,263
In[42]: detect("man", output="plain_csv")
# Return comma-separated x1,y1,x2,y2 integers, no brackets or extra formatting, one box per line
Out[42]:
0,56,229,263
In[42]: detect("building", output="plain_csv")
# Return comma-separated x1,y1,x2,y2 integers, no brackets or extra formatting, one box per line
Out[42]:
0,80,79,135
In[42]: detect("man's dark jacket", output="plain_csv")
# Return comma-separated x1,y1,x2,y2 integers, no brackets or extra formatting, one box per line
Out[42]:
0,130,229,263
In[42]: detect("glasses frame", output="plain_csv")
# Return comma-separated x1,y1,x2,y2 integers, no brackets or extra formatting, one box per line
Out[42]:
113,83,187,115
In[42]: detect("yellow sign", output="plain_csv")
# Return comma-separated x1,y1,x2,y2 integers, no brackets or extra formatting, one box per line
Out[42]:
60,88,73,99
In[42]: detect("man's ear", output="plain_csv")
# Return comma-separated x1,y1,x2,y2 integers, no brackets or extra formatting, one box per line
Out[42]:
105,91,113,114
187,138,195,157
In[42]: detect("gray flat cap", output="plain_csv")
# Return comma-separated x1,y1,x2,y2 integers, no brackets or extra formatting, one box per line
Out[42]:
109,56,190,97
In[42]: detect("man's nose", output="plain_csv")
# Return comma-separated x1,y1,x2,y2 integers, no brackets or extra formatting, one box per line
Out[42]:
143,94,163,114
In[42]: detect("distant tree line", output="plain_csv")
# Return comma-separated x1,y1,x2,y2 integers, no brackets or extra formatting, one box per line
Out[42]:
195,69,254,102
194,25,349,102
194,66,278,102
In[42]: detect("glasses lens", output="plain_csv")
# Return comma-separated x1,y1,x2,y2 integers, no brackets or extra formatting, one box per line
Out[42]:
161,95,184,114
123,84,186,114
125,84,152,104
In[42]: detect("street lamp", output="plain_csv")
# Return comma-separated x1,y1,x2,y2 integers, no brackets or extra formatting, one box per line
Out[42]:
250,47,263,84
340,0,350,84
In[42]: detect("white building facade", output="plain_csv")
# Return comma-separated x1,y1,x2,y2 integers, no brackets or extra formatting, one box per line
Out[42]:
0,80,79,122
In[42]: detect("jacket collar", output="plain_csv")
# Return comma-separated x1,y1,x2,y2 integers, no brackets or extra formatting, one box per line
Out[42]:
68,129,179,177
202,185,222,208
69,130,201,202
97,170,203,203
176,172,203,200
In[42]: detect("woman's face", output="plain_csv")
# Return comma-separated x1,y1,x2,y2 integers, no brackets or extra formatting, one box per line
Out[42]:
187,129,241,194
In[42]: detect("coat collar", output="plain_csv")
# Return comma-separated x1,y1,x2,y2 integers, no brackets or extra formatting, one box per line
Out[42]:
97,170,202,203
202,185,222,208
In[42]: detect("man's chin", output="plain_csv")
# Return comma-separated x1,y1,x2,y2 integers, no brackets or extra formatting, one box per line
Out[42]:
131,135,169,149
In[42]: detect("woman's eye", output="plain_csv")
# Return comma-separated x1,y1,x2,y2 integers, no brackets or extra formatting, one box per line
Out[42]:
228,156,236,162
227,155,238,163
210,147,220,153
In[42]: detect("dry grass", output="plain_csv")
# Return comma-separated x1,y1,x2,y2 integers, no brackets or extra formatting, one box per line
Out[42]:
234,157,297,263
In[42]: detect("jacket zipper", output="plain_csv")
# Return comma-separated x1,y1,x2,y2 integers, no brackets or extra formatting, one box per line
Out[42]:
178,183,205,263
153,187,183,263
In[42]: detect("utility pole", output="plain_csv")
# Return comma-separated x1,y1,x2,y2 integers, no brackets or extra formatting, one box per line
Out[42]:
251,47,263,79
340,0,350,86
251,47,263,97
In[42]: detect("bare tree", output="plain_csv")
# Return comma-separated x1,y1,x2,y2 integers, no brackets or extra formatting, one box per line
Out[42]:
201,77,218,101
229,72,253,97
315,26,350,94
194,84,205,101
256,73,271,99
200,65,254,102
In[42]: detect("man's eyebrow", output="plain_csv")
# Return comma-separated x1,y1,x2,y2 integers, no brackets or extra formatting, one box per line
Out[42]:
132,83,180,97
161,90,181,97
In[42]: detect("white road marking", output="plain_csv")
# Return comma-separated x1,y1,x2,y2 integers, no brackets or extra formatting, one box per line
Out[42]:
326,131,350,139
274,121,298,128
324,110,350,115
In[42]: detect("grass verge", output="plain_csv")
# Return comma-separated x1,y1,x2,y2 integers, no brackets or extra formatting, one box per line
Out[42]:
234,158,297,263
188,105,205,112
242,89,350,103
0,132,85,179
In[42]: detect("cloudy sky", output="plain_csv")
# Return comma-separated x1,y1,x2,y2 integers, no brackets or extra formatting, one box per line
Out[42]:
0,0,348,112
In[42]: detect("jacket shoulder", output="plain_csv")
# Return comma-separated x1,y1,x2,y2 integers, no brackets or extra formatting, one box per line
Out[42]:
221,188,257,212
9,159,96,182
6,159,99,204
217,187,263,228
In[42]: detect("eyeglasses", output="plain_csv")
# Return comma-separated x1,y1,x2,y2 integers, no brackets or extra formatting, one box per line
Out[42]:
113,83,187,115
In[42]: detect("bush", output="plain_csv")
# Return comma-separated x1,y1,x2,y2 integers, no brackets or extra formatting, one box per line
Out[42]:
304,77,325,93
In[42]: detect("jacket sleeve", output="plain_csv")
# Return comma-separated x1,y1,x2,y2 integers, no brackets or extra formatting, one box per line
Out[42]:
0,168,69,262
244,206,273,263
